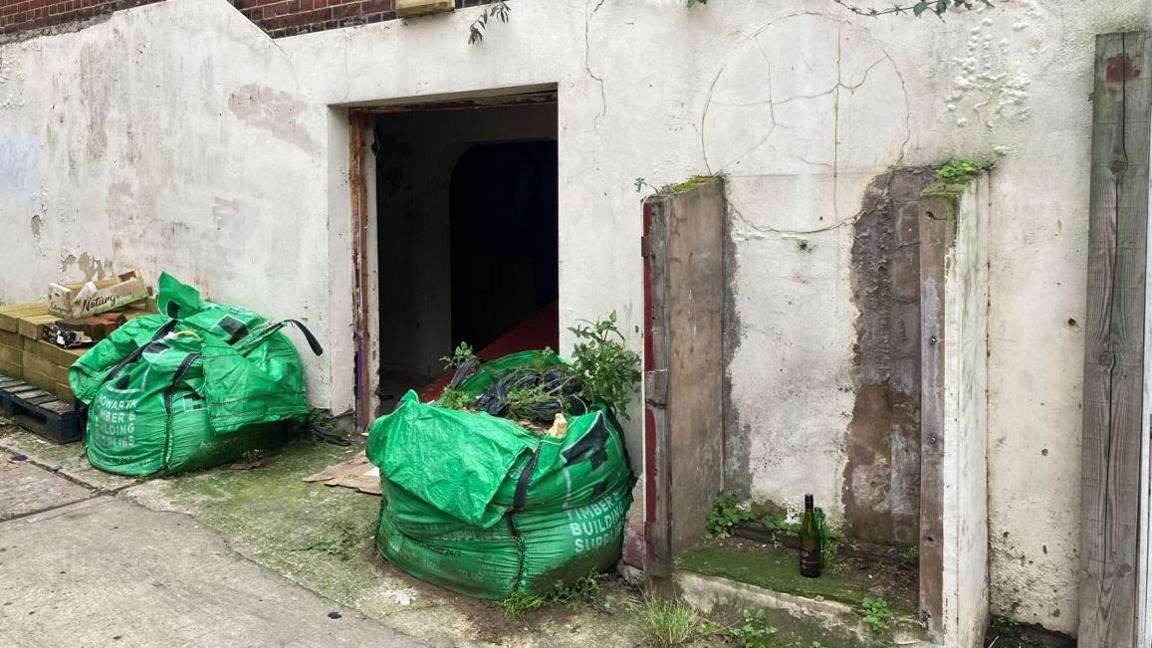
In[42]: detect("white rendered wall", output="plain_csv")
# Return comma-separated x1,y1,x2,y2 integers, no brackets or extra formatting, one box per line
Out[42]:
0,0,1148,632
940,177,990,648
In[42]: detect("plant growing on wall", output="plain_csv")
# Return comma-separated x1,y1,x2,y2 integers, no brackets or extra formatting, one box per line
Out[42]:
468,0,995,44
469,1,511,44
833,0,993,18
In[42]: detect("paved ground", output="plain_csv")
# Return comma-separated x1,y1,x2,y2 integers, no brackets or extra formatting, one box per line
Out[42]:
0,457,93,521
0,460,427,648
0,422,867,648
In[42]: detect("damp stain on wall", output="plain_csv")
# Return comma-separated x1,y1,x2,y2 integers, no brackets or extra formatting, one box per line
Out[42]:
842,168,932,548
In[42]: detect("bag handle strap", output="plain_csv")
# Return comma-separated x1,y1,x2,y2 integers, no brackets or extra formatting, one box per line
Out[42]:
232,319,324,357
101,319,179,387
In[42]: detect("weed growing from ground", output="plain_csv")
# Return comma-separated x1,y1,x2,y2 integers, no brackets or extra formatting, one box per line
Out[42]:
701,609,779,648
637,598,698,647
706,491,755,538
992,614,1020,627
857,596,894,635
500,573,602,618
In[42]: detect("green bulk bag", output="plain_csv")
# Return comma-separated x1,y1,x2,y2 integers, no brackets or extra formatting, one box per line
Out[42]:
69,273,323,476
367,352,634,600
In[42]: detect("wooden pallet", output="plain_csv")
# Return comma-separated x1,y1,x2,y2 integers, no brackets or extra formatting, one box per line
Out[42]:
0,373,82,444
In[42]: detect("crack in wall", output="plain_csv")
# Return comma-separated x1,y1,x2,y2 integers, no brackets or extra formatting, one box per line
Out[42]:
584,0,609,133
700,12,911,240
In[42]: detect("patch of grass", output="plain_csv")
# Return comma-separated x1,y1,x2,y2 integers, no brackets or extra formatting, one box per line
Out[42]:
500,572,603,618
636,598,698,647
857,596,894,635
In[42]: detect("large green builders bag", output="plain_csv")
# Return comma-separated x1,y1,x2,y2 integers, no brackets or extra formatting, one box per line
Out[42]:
69,273,322,476
367,353,634,600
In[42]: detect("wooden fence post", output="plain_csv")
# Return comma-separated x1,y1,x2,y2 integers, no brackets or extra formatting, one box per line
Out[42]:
1079,31,1152,648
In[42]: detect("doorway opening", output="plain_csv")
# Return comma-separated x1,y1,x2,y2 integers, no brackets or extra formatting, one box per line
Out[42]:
370,98,559,414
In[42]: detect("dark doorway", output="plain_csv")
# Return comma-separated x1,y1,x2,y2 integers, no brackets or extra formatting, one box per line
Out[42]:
449,141,558,352
372,102,559,412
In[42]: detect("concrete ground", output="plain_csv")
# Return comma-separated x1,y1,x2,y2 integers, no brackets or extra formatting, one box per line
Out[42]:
0,459,427,648
0,420,866,648
0,423,649,648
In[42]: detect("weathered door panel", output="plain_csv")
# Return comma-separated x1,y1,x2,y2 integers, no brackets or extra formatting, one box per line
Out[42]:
642,181,726,576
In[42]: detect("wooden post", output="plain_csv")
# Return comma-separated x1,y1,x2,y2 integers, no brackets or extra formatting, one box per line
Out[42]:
1079,31,1152,648
918,193,954,640
349,112,372,433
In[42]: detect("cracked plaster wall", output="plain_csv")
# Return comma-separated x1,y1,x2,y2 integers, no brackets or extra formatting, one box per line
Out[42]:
0,0,1148,634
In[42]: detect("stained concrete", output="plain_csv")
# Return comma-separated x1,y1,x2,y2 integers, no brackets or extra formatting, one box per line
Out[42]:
0,427,137,493
0,479,427,648
842,168,932,548
0,456,94,521
1,0,1149,634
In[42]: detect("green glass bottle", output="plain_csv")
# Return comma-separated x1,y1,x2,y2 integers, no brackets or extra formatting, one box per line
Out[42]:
799,494,822,578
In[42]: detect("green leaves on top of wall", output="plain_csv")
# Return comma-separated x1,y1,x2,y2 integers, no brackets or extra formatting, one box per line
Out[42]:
833,0,993,18
468,0,996,45
468,1,511,45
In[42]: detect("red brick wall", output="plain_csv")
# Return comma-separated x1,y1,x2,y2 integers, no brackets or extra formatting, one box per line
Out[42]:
232,0,396,38
0,0,162,36
1,0,503,38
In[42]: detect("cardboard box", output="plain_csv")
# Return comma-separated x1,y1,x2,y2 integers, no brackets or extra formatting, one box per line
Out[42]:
47,270,150,319
0,302,47,333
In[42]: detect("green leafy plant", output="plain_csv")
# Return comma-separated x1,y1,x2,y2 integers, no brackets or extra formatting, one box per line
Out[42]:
857,597,894,635
992,614,1020,628
468,1,510,44
706,491,755,538
441,342,476,369
435,387,475,411
834,0,993,18
500,590,547,617
569,311,641,417
935,158,990,184
637,598,699,647
500,573,602,617
715,609,778,648
304,407,337,431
